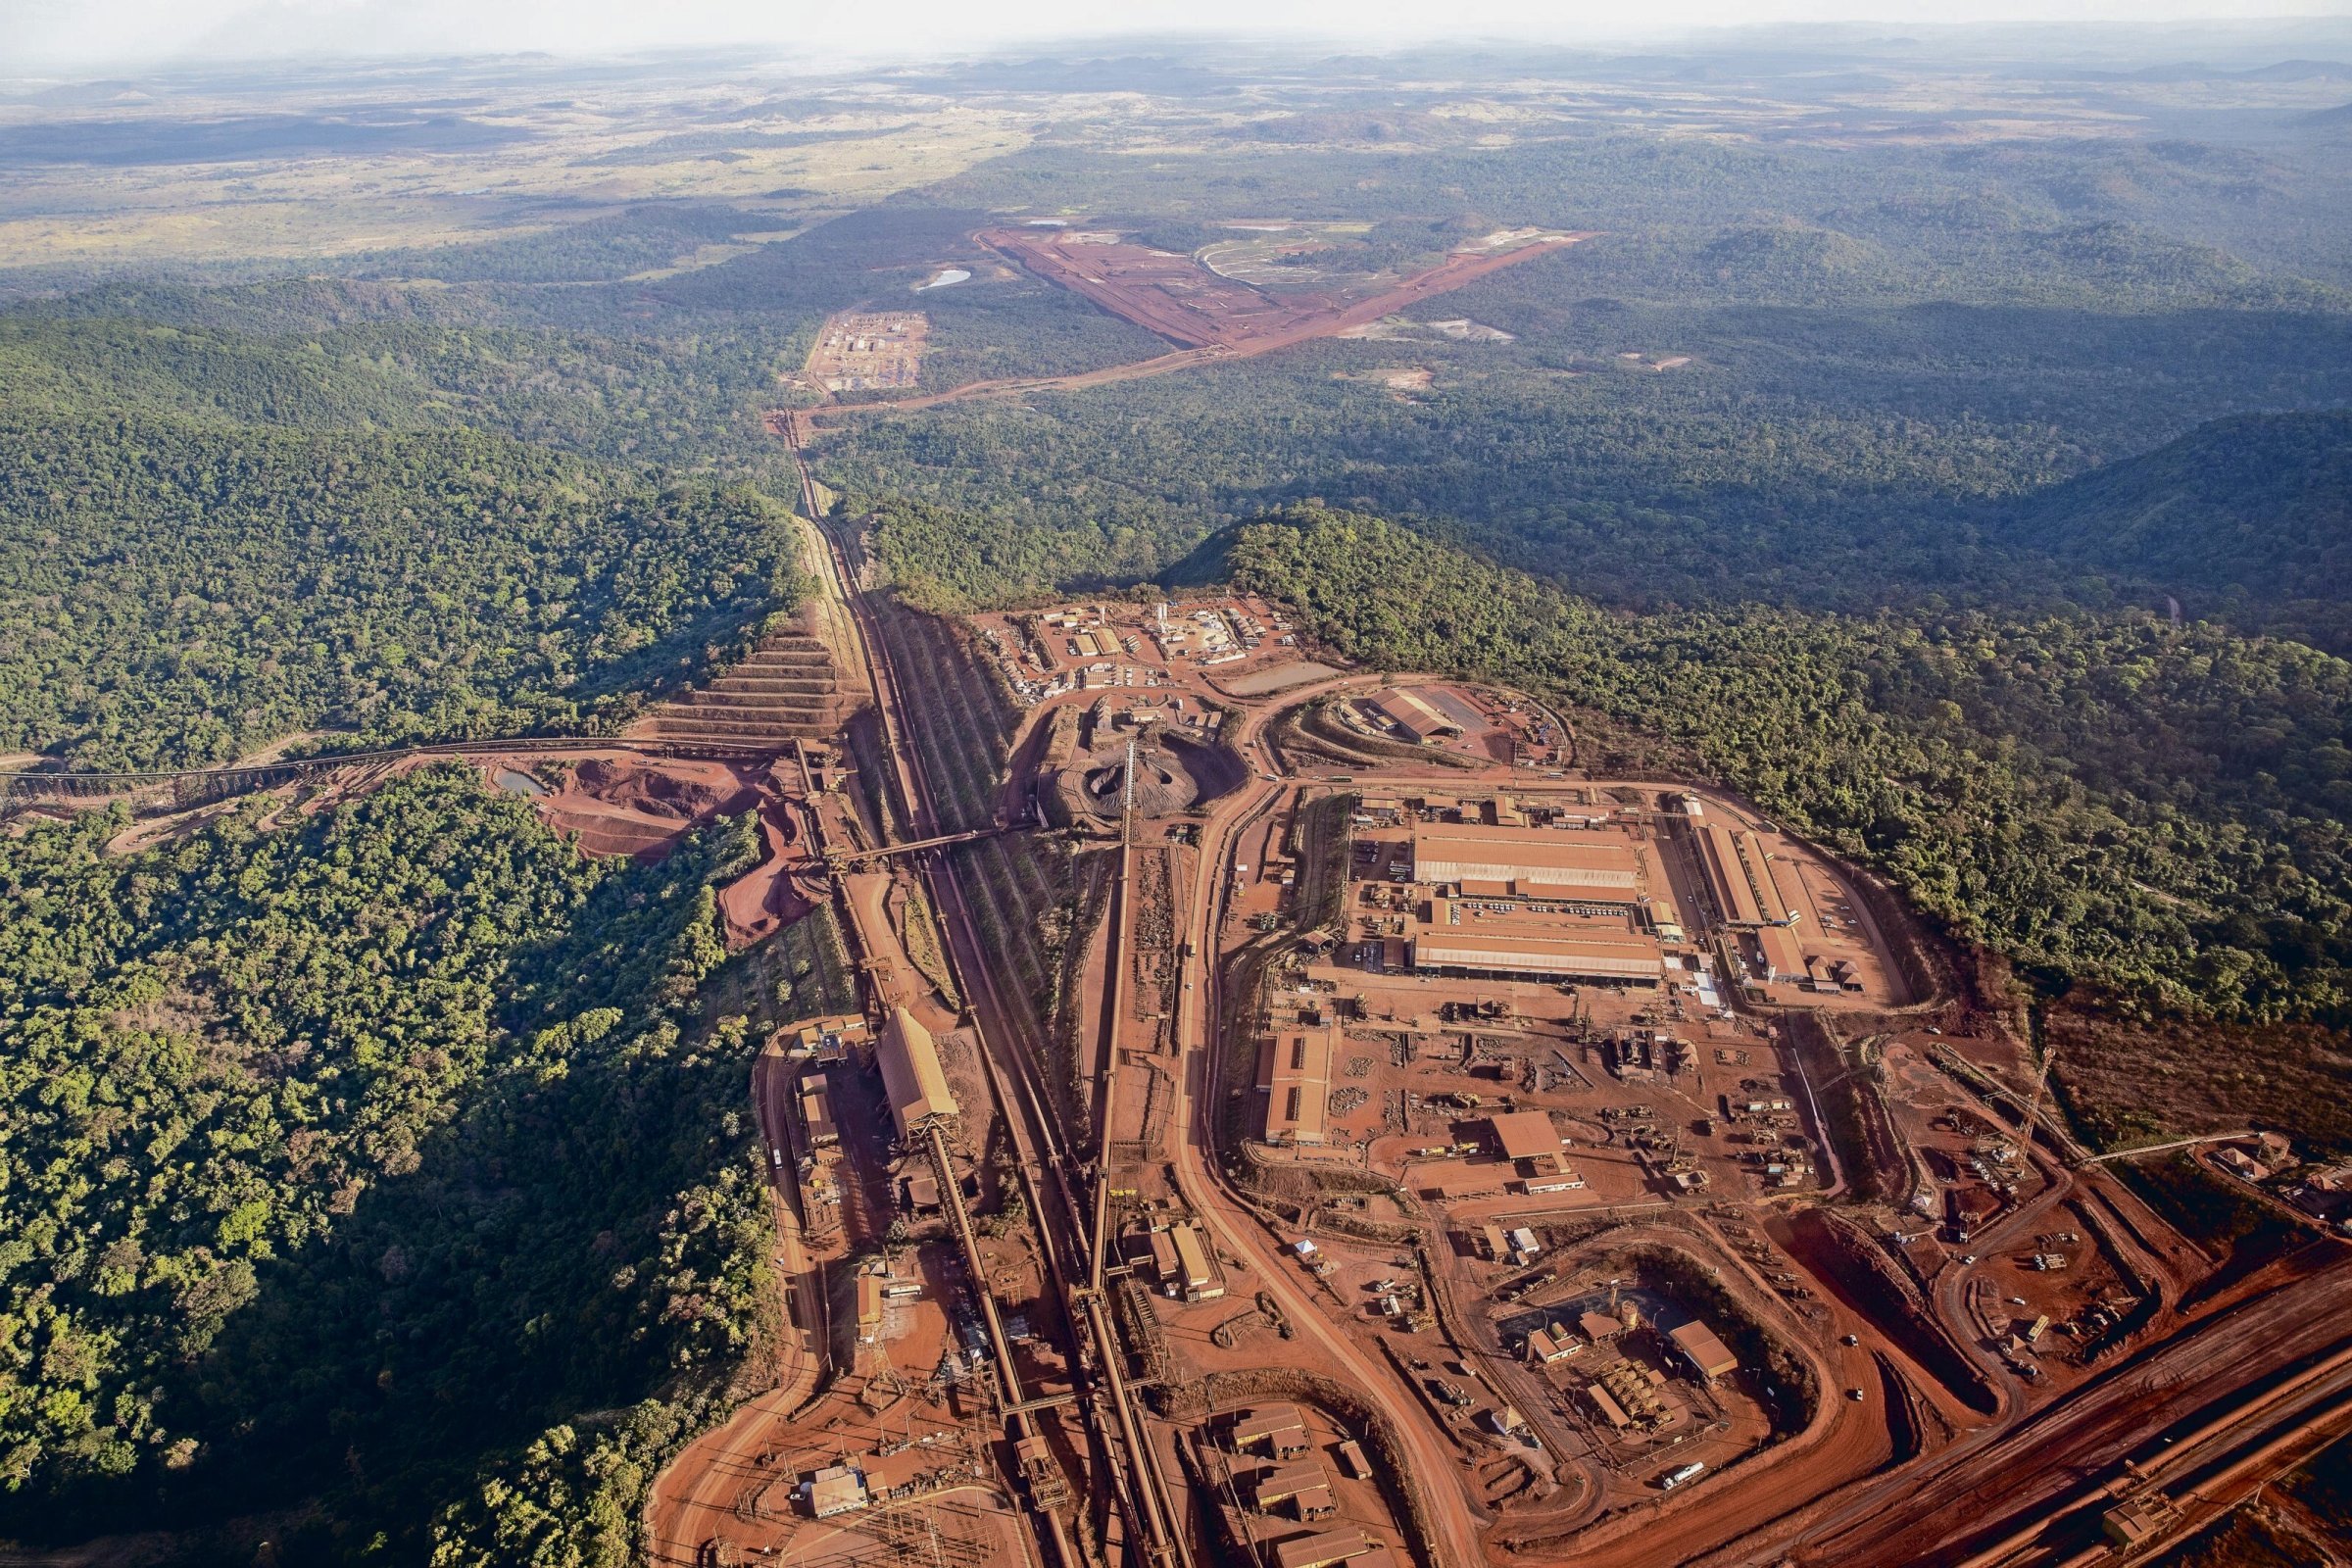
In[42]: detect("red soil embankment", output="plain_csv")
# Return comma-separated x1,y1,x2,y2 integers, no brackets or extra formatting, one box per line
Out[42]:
475,753,813,949
533,756,759,858
717,799,818,947
1777,1208,2001,1417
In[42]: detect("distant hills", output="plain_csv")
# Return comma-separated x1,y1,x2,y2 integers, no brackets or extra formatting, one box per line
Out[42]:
2001,409,2352,649
2103,57,2352,83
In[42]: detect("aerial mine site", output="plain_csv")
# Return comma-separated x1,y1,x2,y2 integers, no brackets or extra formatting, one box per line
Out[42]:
3,20,2349,1568
609,550,2352,1568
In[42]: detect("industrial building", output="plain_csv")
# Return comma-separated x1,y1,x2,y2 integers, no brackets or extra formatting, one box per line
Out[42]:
1410,899,1665,987
1369,688,1463,745
876,1006,959,1141
2102,1494,2180,1548
1252,1459,1337,1520
1409,821,1642,905
1488,1109,1567,1163
798,1071,839,1147
1695,822,1792,928
1259,1025,1335,1144
782,1011,869,1062
805,1463,869,1517
1168,1221,1225,1301
1750,924,1810,984
1667,1320,1740,1381
1232,1405,1312,1459
1269,1530,1375,1568
1489,1110,1585,1189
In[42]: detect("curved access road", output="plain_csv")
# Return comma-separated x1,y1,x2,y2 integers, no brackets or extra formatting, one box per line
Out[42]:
1162,698,1492,1568
642,1045,827,1563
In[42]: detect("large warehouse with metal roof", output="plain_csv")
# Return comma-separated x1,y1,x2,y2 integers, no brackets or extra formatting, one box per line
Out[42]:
1695,822,1791,928
1409,927,1665,985
1409,821,1642,905
1408,897,1664,984
876,1006,959,1141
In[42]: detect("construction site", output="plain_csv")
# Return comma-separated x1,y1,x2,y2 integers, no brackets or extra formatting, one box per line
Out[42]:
793,310,930,397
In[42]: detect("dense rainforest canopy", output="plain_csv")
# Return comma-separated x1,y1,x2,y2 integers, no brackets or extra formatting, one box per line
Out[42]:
0,324,813,770
0,768,847,1561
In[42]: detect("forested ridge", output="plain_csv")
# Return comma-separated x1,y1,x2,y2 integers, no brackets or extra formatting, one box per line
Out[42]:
0,768,837,1560
0,316,797,472
0,323,811,770
1227,508,2352,1041
816,303,2352,630
1998,409,2352,652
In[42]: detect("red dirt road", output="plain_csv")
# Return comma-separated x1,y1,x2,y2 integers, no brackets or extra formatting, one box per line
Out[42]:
641,1043,829,1564
1746,1255,2352,1567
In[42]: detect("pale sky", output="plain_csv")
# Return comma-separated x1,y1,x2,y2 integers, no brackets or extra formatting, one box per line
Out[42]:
6,0,2348,74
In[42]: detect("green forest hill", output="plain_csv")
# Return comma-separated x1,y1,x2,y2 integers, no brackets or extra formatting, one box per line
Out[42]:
0,321,808,769
1998,410,2352,652
0,770,855,1561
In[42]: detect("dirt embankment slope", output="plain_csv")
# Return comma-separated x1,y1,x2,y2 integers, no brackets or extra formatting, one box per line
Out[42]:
471,752,814,947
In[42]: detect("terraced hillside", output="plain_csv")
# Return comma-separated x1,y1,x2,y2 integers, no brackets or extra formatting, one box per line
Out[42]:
627,612,859,746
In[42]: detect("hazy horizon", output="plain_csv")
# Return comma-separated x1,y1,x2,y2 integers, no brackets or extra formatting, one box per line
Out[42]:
7,0,2351,77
